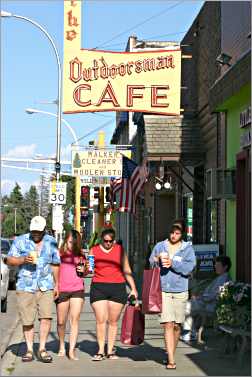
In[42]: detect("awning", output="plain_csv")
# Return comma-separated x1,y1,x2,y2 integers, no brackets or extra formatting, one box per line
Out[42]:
143,116,205,166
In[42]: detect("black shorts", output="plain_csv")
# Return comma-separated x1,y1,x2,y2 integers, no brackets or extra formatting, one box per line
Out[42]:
90,282,128,305
55,290,85,304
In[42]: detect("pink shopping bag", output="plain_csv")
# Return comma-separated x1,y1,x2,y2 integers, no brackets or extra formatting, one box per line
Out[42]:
120,304,145,345
141,267,162,314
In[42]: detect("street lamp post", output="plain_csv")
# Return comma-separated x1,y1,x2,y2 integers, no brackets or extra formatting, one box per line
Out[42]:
1,9,63,242
1,10,62,181
25,108,78,145
25,108,81,233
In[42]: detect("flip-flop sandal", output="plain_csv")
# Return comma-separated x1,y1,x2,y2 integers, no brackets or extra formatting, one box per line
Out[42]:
92,353,105,361
22,350,34,362
37,349,53,363
107,354,119,360
166,362,176,369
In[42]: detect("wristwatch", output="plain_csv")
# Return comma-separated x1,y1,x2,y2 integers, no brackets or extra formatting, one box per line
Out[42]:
2,255,8,264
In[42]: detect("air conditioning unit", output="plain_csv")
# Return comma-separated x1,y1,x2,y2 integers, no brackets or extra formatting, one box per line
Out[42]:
206,168,236,200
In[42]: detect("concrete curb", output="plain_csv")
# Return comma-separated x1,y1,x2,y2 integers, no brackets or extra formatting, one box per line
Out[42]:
1,318,23,376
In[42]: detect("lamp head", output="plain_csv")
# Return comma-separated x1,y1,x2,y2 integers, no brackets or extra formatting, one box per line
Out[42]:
1,10,12,17
25,108,37,114
164,181,171,190
155,182,162,191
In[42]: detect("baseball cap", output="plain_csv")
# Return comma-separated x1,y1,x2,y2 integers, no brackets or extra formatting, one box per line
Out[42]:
30,216,46,232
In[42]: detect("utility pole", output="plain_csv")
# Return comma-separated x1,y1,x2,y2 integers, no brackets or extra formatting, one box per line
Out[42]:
96,131,105,232
14,207,17,234
75,176,81,232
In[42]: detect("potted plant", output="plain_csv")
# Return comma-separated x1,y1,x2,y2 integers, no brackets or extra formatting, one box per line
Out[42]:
216,281,251,331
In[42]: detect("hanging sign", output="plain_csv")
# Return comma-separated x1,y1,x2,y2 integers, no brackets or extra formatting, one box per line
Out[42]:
72,149,131,177
63,0,181,116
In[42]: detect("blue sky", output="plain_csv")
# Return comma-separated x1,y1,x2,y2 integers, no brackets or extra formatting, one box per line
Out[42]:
1,0,203,195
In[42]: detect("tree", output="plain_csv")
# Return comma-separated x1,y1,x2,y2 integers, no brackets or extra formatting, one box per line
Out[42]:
61,175,75,232
1,184,27,237
73,153,81,168
9,183,23,206
23,185,39,225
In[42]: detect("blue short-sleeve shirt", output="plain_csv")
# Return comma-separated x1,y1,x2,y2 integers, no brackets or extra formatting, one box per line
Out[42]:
8,233,60,293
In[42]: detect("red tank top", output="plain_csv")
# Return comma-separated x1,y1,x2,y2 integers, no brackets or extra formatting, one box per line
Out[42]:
92,243,126,283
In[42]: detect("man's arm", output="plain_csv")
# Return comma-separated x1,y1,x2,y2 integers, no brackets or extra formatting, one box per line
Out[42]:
50,238,61,299
51,264,60,299
5,255,33,266
7,238,34,266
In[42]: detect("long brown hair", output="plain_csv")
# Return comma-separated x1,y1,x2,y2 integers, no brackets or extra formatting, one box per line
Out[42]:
60,229,82,256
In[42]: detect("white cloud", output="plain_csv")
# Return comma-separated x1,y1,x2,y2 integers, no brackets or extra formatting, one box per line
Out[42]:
1,179,40,196
6,144,37,158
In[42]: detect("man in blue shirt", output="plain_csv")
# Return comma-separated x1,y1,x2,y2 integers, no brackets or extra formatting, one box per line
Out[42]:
149,221,196,370
6,216,60,363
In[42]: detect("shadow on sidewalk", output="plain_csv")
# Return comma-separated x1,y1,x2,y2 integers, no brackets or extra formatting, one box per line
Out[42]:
78,339,165,364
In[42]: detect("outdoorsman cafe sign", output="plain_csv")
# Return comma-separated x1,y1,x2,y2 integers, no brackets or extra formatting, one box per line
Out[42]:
63,0,182,116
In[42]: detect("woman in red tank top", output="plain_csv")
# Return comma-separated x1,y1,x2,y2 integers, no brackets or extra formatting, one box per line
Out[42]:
89,228,138,361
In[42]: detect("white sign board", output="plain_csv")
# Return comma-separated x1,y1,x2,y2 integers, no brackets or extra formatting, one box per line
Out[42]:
72,149,131,177
49,182,67,204
52,204,64,232
193,244,219,272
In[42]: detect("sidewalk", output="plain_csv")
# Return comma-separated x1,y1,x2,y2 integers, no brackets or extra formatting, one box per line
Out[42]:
1,277,250,376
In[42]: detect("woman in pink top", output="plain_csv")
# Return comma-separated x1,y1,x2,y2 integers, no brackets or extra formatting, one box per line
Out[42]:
56,230,88,360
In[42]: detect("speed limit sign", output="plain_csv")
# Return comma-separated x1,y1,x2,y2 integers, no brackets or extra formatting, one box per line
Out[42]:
49,181,67,204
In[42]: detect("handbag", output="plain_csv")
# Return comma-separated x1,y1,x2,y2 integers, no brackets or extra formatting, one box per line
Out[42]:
120,303,145,345
141,266,162,314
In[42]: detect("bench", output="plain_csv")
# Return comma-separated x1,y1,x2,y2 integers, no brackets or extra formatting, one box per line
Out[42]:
218,324,251,364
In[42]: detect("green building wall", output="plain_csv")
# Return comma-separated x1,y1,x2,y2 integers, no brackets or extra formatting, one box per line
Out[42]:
218,84,251,279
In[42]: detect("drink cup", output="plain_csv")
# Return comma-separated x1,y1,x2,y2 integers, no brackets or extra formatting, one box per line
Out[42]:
29,250,37,264
160,251,169,267
87,255,95,273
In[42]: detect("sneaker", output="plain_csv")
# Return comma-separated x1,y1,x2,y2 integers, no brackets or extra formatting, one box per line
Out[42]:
180,330,197,342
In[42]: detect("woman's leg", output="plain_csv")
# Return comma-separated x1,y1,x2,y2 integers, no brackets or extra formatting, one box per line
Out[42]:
68,297,84,360
107,301,124,357
91,300,108,355
56,300,70,355
164,322,176,366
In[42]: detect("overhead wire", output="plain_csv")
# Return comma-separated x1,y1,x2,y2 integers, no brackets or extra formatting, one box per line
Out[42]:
92,1,185,50
73,118,115,145
96,30,187,50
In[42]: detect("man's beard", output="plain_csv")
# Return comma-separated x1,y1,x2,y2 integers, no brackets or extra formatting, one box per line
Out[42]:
169,237,182,245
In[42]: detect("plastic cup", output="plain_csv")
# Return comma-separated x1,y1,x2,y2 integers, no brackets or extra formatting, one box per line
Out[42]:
29,250,38,264
87,255,95,273
160,251,169,267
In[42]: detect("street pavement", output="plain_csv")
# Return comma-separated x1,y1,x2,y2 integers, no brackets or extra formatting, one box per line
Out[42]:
1,277,250,376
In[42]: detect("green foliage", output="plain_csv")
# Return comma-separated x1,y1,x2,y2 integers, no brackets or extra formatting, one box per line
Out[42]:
73,153,81,168
216,281,251,331
88,231,99,249
1,183,39,237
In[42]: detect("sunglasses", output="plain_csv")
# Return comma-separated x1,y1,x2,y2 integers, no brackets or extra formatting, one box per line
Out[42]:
103,239,114,243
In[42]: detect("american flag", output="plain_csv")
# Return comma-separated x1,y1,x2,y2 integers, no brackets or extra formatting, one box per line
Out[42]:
110,177,122,203
118,156,149,214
